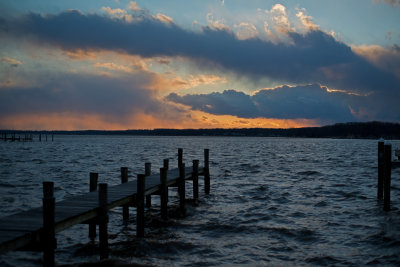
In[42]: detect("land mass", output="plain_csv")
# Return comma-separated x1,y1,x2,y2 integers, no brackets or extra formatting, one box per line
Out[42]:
2,121,400,139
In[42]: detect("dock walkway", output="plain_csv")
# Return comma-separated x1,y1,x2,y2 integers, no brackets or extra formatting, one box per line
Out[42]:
0,148,210,266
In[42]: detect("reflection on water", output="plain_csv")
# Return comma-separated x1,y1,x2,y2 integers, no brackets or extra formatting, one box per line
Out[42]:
0,136,399,266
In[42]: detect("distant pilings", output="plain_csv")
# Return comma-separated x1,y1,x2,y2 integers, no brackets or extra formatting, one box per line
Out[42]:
0,132,54,142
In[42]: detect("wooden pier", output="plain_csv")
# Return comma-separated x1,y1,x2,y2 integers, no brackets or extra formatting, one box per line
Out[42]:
0,133,54,142
0,148,210,266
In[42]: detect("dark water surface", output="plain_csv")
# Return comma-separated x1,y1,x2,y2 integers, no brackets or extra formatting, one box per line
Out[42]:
0,136,399,266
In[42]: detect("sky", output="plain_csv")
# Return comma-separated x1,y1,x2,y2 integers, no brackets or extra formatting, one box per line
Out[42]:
0,0,399,130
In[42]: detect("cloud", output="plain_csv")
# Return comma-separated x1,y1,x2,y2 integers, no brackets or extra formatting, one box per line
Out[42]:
2,9,397,96
155,13,174,24
0,72,182,124
127,1,140,12
373,0,400,6
166,84,390,122
0,56,23,67
101,6,133,22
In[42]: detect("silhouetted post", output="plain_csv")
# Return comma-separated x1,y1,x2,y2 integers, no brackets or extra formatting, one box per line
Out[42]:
163,159,169,199
145,163,151,208
178,148,183,168
204,149,210,195
43,181,56,267
46,135,48,141
384,143,392,211
121,167,129,221
377,139,384,199
52,135,54,142
39,134,42,142
163,159,169,170
98,183,109,259
160,168,168,220
137,174,145,237
192,160,199,201
179,163,186,215
89,173,98,241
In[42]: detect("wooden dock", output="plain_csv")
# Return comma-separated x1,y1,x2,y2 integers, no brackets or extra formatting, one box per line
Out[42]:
0,148,210,266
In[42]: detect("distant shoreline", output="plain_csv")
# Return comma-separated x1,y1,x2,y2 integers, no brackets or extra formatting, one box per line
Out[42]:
1,121,400,139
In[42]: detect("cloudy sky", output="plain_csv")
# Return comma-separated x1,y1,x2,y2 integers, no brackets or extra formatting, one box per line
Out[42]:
1,0,399,130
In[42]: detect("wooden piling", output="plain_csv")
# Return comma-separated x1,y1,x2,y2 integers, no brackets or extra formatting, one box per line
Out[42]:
89,173,98,241
163,159,169,170
204,149,210,195
179,163,186,215
145,163,152,208
98,183,109,259
178,148,183,168
160,168,168,220
384,143,392,211
121,167,129,221
39,134,42,142
46,135,48,142
52,135,54,142
42,181,56,267
378,139,384,200
192,160,199,201
137,174,145,237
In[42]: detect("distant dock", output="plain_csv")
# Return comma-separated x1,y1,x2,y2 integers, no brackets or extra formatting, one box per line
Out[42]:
0,148,210,266
1,133,53,142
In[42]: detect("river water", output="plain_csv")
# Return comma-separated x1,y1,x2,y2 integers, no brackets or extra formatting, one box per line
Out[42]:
0,136,399,266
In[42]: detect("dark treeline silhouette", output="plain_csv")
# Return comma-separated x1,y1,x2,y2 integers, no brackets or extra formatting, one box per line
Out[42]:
1,121,400,139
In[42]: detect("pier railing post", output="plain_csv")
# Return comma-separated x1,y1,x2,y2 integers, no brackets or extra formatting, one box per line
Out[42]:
121,167,129,221
43,181,56,267
179,163,186,216
89,173,98,241
137,174,145,237
178,148,183,168
193,160,199,201
377,139,384,200
98,183,109,259
160,168,168,220
204,149,210,195
145,163,152,208
383,142,392,211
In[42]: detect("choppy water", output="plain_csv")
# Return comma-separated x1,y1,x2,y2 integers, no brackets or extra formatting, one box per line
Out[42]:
0,136,399,266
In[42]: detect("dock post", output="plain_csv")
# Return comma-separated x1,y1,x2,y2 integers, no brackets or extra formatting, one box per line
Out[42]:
160,168,168,220
384,142,392,211
164,159,169,170
52,135,54,142
178,148,183,168
163,159,169,200
179,163,186,215
121,167,129,221
39,134,42,142
378,139,384,199
193,160,199,201
204,149,210,195
89,173,98,241
137,174,145,237
145,163,152,208
46,135,48,142
98,183,109,259
42,181,56,267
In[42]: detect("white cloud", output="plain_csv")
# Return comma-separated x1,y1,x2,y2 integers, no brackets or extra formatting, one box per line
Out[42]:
155,13,174,24
0,57,23,66
101,6,133,22
234,22,259,40
206,13,231,31
127,1,141,12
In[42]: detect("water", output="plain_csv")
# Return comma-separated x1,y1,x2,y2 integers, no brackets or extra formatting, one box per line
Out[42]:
0,136,399,266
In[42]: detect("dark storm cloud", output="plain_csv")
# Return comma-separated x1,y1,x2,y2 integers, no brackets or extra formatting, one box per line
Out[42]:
1,10,399,94
167,84,356,122
0,73,168,122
